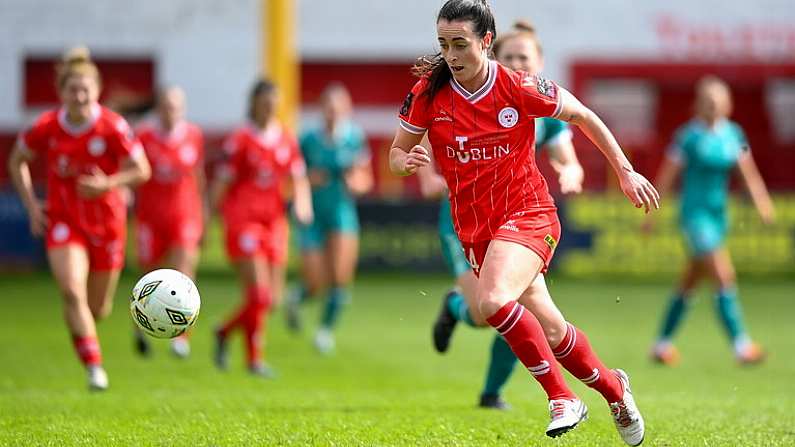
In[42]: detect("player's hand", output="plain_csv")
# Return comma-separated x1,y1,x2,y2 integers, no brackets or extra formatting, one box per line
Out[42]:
27,200,47,237
402,145,431,175
552,161,584,194
77,166,112,198
759,205,776,226
294,200,314,226
619,169,660,214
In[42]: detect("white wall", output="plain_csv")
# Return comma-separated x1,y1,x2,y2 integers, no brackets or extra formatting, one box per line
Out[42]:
0,0,259,130
1,0,794,129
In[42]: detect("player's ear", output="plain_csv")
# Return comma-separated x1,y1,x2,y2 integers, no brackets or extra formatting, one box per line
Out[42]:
482,31,493,51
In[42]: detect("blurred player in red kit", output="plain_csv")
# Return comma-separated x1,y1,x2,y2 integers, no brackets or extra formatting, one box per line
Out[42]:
133,85,205,358
8,47,151,390
390,1,658,444
210,79,313,377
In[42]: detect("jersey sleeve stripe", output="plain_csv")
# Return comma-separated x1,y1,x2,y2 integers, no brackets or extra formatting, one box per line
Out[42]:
399,119,426,135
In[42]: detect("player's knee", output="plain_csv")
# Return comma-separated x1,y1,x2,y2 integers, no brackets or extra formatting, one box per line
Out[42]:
90,299,113,320
543,322,567,347
477,293,511,319
60,287,85,308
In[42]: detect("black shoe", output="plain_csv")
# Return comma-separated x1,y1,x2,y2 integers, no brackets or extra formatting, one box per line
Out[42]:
213,328,228,371
479,394,511,410
134,330,151,357
432,289,459,353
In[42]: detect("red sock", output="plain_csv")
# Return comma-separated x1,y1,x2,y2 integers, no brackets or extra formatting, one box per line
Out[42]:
241,285,272,366
486,301,575,401
553,322,623,403
72,335,102,367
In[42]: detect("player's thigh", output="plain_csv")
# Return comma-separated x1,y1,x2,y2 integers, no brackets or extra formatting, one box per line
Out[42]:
477,239,544,316
327,232,359,286
235,256,270,288
517,274,567,346
86,269,122,319
47,244,90,304
300,248,327,295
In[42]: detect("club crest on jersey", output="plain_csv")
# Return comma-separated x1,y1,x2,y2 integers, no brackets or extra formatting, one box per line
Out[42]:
498,107,519,128
535,75,556,99
87,137,106,156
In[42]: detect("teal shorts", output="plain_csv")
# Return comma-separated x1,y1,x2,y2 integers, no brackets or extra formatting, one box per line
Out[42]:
681,210,727,256
298,203,359,251
438,199,470,278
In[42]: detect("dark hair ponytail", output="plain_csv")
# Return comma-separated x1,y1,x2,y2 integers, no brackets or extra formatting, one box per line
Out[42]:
411,0,496,102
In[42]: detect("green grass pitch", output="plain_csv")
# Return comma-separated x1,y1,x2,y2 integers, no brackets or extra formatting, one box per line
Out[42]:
0,272,793,446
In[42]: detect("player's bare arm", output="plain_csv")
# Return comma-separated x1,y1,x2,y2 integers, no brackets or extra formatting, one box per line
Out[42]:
737,151,775,224
390,127,430,176
7,143,47,236
555,87,660,213
291,167,314,225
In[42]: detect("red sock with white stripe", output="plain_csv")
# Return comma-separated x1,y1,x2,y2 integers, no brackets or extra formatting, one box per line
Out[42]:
486,301,575,401
72,335,102,367
553,322,623,403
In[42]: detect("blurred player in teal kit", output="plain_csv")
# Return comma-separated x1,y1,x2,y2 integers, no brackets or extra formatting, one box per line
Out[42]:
418,21,585,409
286,83,373,354
647,76,775,365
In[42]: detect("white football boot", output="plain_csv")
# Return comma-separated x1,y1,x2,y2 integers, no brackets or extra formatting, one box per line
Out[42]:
170,336,191,359
610,369,645,446
313,328,335,355
87,365,109,391
545,398,588,438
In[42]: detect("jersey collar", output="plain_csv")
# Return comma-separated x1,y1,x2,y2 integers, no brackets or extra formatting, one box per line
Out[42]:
449,60,497,104
57,103,101,136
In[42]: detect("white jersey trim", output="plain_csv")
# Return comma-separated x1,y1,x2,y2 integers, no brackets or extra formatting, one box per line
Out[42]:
449,60,498,105
399,119,426,135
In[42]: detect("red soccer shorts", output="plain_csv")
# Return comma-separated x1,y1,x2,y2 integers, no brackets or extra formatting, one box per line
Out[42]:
224,216,288,265
461,209,561,277
135,217,203,269
46,219,125,271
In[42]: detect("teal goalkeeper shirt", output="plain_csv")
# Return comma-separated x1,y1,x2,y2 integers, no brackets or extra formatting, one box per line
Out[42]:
299,121,369,213
669,119,748,215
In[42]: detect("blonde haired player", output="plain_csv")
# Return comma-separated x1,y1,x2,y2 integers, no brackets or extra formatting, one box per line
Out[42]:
8,47,151,390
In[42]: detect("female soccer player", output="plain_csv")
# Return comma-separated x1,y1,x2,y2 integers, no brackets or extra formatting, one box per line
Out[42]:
647,76,774,366
133,86,205,358
391,1,657,443
286,83,373,354
7,47,151,390
421,19,586,411
210,79,313,377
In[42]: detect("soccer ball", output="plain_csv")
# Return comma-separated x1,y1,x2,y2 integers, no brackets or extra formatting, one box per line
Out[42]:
130,269,201,339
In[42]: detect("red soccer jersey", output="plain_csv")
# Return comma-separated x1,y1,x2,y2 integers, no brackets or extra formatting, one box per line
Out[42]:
135,120,204,223
18,104,143,240
220,123,304,225
399,60,562,243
